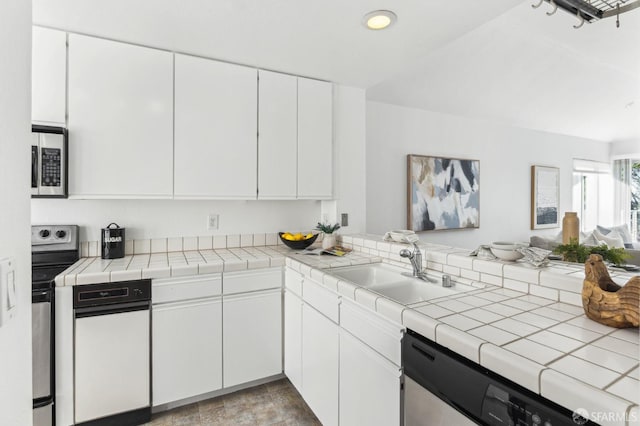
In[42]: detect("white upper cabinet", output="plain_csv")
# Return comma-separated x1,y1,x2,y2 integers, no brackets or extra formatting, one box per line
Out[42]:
297,77,333,199
67,34,173,198
32,27,66,125
174,54,258,199
257,70,297,199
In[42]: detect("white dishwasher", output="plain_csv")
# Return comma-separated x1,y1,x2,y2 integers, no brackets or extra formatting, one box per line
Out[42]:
73,280,151,426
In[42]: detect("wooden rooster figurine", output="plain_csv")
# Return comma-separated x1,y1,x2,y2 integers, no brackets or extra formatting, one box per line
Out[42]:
582,254,639,328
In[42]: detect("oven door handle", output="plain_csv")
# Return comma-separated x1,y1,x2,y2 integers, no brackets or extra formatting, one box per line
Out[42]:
75,301,149,318
32,290,52,303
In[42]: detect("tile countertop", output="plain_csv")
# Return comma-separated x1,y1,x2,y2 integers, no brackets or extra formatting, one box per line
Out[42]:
55,235,639,425
54,244,381,286
286,261,639,426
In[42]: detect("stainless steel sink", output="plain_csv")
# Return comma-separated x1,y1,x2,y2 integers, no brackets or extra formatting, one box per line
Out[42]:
330,263,477,304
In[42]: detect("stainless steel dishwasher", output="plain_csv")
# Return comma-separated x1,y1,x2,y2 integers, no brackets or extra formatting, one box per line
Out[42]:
403,329,597,426
73,280,151,426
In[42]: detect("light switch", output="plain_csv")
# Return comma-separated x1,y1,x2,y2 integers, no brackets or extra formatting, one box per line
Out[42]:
0,257,16,327
7,271,16,308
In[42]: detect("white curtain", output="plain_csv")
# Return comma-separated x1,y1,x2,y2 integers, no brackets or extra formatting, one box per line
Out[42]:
613,159,631,226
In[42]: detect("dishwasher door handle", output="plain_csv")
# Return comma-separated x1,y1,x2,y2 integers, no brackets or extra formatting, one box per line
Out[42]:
75,301,150,318
411,342,436,361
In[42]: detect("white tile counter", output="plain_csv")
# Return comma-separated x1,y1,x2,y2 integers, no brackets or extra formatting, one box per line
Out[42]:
334,235,638,426
55,232,639,425
289,258,639,425
54,243,380,287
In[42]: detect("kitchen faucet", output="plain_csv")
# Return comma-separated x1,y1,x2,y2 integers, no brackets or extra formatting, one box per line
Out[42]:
399,243,436,283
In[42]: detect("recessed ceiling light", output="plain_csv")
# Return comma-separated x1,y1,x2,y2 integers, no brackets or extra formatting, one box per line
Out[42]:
363,10,397,30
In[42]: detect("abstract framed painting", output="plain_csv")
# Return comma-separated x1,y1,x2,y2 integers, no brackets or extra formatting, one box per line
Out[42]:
407,155,480,232
530,165,560,230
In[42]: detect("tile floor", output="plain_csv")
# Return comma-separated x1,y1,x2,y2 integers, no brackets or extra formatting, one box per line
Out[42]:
145,379,321,426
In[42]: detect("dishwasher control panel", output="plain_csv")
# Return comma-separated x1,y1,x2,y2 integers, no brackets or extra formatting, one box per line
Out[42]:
73,280,151,308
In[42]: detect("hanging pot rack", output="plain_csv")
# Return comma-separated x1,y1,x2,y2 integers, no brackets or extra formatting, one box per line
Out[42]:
532,0,640,28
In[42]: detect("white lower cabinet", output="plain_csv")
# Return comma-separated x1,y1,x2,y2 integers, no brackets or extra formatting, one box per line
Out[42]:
223,289,282,387
152,297,222,406
284,290,303,392
339,329,402,426
152,269,283,407
283,267,404,426
301,304,339,426
152,275,223,406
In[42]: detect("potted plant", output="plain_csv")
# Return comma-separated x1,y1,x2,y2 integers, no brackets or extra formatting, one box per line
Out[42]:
316,221,341,249
553,238,629,265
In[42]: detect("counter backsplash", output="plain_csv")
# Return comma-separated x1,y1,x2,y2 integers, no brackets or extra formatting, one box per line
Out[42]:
79,232,638,310
79,231,322,258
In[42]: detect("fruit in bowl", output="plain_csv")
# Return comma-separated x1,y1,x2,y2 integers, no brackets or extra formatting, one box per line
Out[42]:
279,232,319,249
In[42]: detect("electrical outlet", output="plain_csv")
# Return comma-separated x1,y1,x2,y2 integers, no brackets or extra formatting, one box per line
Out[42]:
207,214,219,230
341,213,349,227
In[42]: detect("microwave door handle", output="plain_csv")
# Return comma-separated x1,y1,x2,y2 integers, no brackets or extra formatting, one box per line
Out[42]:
31,145,38,189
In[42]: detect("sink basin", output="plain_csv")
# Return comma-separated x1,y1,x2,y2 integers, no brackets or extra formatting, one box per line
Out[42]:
330,263,477,304
330,263,406,286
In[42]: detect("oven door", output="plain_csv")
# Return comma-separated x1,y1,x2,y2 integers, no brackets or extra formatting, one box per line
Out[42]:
32,265,69,291
32,289,53,401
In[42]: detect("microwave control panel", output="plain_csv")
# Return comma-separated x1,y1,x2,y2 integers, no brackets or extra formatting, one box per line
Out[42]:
41,147,61,187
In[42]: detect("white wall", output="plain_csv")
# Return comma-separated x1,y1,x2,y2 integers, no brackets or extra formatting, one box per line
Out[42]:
610,139,640,159
332,85,366,234
32,199,321,242
366,101,611,249
0,1,33,424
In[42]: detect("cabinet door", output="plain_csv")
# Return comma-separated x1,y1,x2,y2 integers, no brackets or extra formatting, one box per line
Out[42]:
223,267,282,295
223,289,282,387
284,290,303,392
174,54,257,199
301,304,339,426
257,70,297,199
68,34,173,198
297,78,332,199
152,297,222,406
339,329,402,426
32,26,66,125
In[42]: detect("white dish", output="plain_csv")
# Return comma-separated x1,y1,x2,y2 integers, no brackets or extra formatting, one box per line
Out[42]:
490,241,528,261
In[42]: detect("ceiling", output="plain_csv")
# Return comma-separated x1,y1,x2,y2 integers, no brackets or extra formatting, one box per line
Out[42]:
33,0,640,142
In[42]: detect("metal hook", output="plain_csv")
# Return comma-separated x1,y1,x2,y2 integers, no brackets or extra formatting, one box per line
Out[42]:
616,3,620,28
531,0,544,9
573,11,585,28
547,0,558,15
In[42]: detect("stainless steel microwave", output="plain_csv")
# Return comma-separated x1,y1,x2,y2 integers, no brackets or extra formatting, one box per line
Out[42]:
31,125,68,198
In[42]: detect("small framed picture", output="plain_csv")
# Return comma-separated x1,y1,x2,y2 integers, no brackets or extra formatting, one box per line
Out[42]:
531,165,560,230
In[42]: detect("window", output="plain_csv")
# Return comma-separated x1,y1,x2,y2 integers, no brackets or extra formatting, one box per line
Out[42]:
631,160,640,241
572,159,613,232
